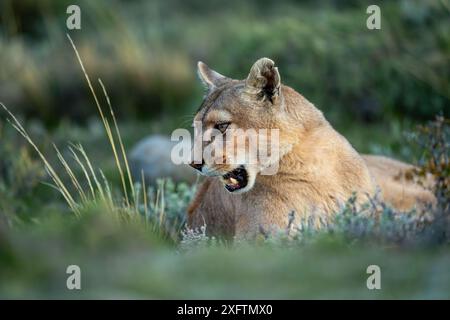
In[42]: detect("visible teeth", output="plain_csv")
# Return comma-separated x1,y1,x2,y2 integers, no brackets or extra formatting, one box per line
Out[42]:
229,177,238,185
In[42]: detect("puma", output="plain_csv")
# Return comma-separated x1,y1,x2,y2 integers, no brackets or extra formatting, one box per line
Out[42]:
187,58,435,238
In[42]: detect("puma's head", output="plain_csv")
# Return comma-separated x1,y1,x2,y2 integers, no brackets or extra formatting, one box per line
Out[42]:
190,58,294,194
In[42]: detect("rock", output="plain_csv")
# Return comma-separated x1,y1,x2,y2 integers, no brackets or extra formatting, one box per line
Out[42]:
129,134,197,185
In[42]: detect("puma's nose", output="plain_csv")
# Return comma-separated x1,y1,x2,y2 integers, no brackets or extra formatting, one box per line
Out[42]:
189,160,204,172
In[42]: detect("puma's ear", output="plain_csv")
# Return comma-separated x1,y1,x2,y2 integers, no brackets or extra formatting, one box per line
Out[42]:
197,61,230,90
245,57,281,103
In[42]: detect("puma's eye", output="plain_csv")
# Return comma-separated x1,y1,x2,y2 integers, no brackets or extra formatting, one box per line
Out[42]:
214,122,230,133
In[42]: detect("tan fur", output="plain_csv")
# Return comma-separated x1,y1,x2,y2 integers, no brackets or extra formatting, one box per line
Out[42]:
188,58,435,239
362,155,436,211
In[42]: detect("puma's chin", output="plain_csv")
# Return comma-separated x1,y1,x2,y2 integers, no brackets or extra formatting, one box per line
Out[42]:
221,165,255,193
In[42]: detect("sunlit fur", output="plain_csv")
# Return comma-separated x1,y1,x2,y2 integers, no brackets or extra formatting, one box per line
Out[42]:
187,58,435,239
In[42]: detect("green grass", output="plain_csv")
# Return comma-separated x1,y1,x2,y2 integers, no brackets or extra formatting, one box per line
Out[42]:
1,211,449,299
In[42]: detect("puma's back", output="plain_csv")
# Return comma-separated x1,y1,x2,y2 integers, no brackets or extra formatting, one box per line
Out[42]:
363,155,435,211
187,58,435,238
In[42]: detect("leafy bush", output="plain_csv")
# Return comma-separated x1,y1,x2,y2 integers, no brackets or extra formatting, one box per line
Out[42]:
407,116,450,244
0,119,48,225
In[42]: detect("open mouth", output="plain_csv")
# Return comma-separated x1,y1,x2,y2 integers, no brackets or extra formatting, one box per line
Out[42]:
222,166,248,192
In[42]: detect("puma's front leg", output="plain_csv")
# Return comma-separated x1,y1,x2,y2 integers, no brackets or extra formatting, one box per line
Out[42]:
187,178,236,238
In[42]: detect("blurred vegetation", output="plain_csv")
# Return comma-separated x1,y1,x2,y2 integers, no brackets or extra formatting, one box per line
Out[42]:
0,0,449,298
1,0,448,126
